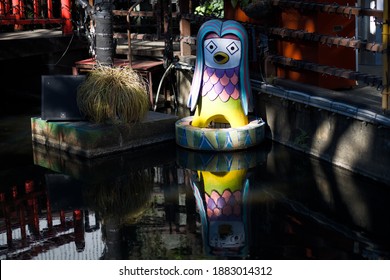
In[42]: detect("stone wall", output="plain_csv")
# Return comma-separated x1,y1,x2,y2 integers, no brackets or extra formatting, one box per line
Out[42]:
256,92,390,185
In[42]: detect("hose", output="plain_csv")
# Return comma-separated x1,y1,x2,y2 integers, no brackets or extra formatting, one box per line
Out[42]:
153,61,194,112
153,63,175,111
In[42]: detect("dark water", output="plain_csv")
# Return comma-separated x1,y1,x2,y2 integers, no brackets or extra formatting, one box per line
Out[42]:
1,131,390,259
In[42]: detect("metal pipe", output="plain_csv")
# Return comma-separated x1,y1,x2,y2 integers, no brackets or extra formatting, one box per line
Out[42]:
153,63,174,111
268,27,383,53
270,0,383,18
267,55,383,87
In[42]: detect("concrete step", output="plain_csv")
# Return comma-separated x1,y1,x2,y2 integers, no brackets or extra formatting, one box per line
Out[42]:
31,111,178,158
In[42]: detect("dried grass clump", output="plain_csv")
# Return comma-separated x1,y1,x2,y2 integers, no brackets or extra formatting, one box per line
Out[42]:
77,65,149,124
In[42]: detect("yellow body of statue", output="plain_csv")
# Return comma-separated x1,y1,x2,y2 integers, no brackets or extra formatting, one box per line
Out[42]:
191,98,249,128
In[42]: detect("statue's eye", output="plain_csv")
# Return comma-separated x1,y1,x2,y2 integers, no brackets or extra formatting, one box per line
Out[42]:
205,40,217,54
226,42,239,55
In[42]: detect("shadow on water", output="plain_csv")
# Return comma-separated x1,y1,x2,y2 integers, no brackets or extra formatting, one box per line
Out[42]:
0,137,389,260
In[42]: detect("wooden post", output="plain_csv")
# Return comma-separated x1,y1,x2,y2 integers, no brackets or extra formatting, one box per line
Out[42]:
383,0,389,111
164,0,174,65
33,0,40,18
61,0,73,35
47,0,53,18
0,0,5,16
162,0,168,35
5,0,10,15
127,0,143,68
179,0,192,56
12,0,23,30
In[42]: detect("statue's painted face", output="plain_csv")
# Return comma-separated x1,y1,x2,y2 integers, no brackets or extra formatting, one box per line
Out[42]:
203,34,241,69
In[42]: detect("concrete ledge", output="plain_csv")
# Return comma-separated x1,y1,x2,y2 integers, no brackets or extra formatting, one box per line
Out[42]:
255,82,390,127
31,111,178,158
256,91,390,185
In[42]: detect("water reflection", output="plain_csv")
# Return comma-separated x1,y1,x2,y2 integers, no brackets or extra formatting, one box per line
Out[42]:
177,148,267,257
0,141,389,260
0,179,101,259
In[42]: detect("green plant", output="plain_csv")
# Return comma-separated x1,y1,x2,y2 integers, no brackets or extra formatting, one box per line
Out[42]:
194,1,271,20
195,0,224,18
77,65,149,124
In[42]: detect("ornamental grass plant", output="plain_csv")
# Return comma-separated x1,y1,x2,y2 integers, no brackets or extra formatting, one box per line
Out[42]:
77,65,149,124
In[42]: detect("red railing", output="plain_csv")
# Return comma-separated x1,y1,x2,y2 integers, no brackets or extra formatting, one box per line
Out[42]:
0,0,73,34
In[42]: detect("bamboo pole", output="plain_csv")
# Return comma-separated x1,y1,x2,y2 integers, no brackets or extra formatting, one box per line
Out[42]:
383,0,389,111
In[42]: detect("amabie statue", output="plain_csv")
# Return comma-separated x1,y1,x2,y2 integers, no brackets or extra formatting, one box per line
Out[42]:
175,19,265,151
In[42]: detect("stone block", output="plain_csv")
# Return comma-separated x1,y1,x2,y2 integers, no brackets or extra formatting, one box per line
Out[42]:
31,111,178,158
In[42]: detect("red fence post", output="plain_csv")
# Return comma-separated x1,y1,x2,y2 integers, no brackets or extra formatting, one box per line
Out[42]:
47,0,53,18
33,0,40,18
61,0,73,35
5,0,10,15
0,0,5,16
12,0,23,30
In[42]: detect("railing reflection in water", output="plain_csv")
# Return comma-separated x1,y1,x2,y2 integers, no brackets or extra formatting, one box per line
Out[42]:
0,176,101,259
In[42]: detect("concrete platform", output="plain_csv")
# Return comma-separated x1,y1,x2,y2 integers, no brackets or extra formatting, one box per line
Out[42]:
31,111,178,158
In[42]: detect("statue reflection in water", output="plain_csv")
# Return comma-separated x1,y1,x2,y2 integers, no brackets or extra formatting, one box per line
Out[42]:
177,147,267,257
